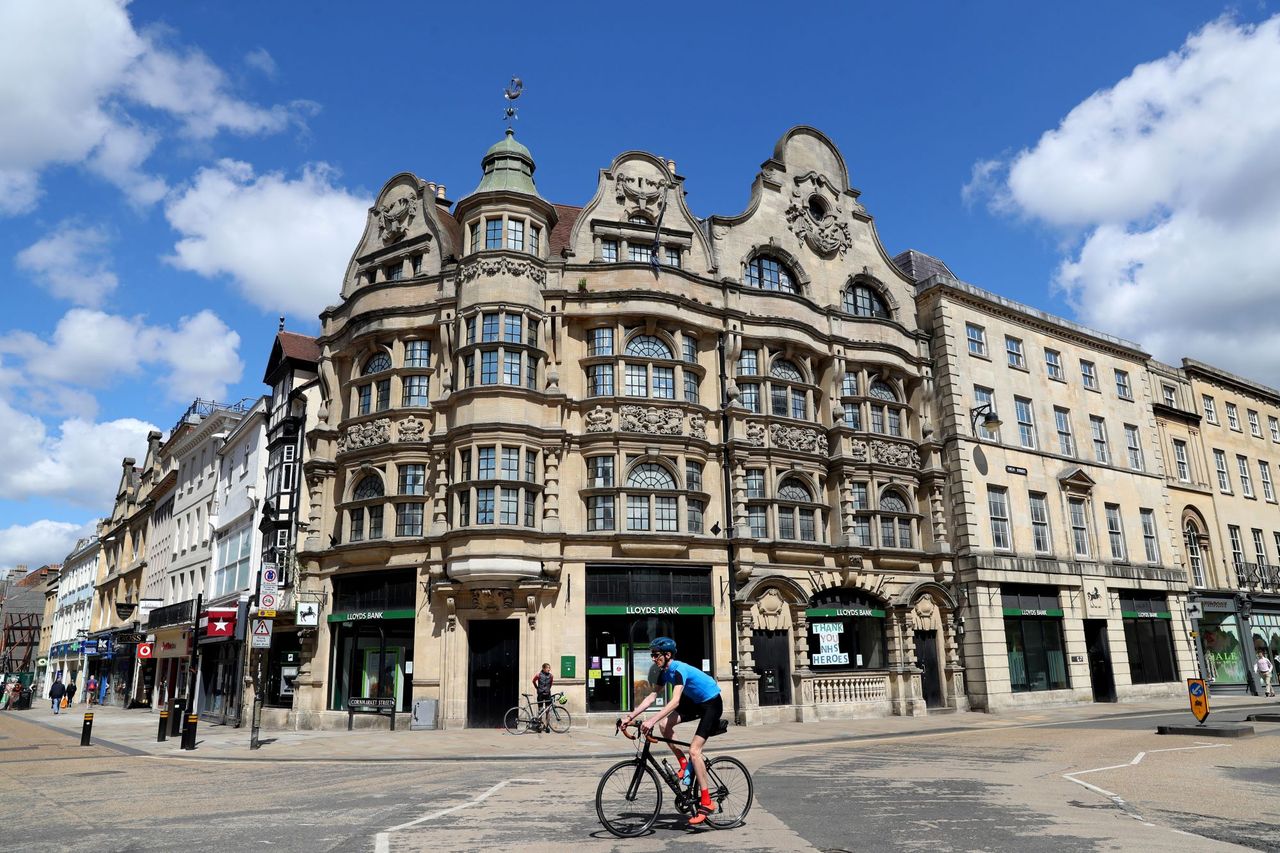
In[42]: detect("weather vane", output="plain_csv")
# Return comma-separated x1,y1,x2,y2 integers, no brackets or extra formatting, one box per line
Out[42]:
503,76,523,127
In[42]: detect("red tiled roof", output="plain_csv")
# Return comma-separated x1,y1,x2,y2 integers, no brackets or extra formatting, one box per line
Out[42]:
278,331,320,363
549,204,582,258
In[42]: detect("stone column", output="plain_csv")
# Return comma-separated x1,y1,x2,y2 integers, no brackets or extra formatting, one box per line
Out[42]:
543,447,561,533
429,448,449,537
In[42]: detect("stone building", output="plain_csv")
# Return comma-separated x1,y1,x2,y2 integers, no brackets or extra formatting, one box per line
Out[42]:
292,126,959,729
917,273,1197,710
49,534,99,701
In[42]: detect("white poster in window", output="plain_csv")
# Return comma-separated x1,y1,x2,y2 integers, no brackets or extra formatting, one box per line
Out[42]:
612,658,625,677
606,644,617,658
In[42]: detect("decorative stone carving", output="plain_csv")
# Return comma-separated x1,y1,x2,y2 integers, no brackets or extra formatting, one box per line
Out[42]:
769,423,828,455
376,196,416,244
688,412,707,440
445,596,456,631
457,256,547,286
744,421,766,447
471,588,514,612
340,418,391,452
614,172,668,214
526,594,537,629
620,405,682,436
585,405,613,433
396,416,425,443
913,594,942,632
850,438,869,462
785,172,851,257
870,440,920,469
752,589,793,632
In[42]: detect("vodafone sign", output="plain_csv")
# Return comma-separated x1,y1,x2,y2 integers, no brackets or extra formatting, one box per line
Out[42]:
137,643,154,659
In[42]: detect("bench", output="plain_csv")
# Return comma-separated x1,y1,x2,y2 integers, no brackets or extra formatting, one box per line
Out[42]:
347,696,396,730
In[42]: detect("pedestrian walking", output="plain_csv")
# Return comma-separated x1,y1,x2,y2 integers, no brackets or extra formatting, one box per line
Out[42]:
66,679,76,707
48,678,66,715
1256,650,1275,698
86,675,98,706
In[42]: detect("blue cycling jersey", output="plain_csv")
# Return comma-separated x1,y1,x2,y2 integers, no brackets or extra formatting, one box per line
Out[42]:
659,659,720,703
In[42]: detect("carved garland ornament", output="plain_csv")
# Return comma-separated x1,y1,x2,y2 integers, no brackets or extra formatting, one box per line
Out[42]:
396,416,426,443
585,405,614,433
688,412,707,440
620,405,682,436
340,418,391,452
614,172,669,215
471,588,514,612
376,196,416,244
784,171,851,257
870,440,920,469
744,421,766,447
457,256,547,286
769,423,829,455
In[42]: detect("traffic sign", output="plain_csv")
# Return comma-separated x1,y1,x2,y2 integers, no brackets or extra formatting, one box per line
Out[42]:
259,591,279,610
251,618,273,649
137,643,153,659
258,610,277,618
1187,678,1209,723
261,565,279,585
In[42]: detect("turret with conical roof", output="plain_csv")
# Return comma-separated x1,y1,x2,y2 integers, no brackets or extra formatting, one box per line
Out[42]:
471,128,544,198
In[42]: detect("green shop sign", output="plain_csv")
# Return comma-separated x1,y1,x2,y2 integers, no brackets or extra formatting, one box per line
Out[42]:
1002,608,1065,617
1121,610,1172,620
584,605,715,616
805,607,885,618
327,608,416,623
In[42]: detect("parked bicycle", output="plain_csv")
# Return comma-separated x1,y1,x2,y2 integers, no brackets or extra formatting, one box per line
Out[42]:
504,691,571,734
595,718,752,836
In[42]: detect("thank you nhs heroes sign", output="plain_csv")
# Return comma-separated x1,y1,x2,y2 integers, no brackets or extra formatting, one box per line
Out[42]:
810,621,848,666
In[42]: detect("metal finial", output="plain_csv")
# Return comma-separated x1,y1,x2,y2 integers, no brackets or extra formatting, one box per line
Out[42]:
278,315,285,332
503,76,523,127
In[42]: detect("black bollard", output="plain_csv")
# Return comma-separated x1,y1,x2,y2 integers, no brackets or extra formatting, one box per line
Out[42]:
80,712,93,746
180,713,198,750
157,710,169,742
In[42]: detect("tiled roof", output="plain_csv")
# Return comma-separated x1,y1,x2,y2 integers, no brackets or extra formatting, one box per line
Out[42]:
549,204,582,257
434,206,463,258
892,249,956,283
277,331,320,363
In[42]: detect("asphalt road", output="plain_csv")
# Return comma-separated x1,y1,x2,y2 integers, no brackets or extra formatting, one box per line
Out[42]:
2,708,1277,852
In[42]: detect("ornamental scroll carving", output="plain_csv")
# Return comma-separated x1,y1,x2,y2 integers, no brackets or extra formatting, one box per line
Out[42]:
376,197,416,244
396,416,426,443
620,405,682,436
613,172,669,214
471,588,514,612
870,440,920,469
769,423,828,455
457,256,547,286
585,406,613,433
688,412,707,440
340,418,390,451
744,421,766,447
850,439,869,462
784,171,851,257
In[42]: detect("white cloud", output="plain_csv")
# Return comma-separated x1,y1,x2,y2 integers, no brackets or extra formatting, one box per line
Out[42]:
0,395,155,508
165,159,368,319
16,222,119,306
0,0,308,213
244,48,277,78
0,307,244,402
0,518,97,574
968,14,1280,383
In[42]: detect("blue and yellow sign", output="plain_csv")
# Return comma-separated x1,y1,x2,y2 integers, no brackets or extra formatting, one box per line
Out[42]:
1187,678,1209,723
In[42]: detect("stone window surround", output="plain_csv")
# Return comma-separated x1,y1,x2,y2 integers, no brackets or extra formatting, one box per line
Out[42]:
836,366,910,438
343,338,438,417
449,440,543,529
736,343,822,424
579,452,710,535
590,219,691,267
581,324,704,402
338,464,432,544
465,210,545,258
456,305,545,392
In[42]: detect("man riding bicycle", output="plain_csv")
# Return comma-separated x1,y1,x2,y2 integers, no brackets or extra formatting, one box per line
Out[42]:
621,637,722,826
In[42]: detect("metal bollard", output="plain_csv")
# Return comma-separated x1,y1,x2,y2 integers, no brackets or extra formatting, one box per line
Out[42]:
80,712,93,746
157,710,169,742
180,713,198,751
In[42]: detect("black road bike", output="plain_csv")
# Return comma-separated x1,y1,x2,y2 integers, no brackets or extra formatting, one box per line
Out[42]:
595,718,753,837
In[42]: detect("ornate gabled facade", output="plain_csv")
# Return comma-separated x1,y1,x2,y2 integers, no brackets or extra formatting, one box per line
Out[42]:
293,126,959,730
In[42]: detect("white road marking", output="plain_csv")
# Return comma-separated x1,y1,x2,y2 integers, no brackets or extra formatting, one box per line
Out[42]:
1061,744,1229,831
373,777,540,853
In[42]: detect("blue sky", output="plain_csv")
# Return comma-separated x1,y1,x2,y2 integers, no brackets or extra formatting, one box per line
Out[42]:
2,0,1279,571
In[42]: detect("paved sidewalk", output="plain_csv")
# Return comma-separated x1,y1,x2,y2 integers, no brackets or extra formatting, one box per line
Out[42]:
12,694,1277,762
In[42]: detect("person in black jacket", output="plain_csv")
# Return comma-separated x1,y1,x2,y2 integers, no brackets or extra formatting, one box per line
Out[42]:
48,678,66,715
66,679,77,708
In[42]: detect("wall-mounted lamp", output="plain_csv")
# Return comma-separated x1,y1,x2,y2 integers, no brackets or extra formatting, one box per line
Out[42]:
969,403,1002,435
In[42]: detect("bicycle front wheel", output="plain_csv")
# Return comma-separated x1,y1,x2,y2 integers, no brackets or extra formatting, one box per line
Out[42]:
503,706,531,734
704,755,753,828
548,705,571,733
596,759,662,837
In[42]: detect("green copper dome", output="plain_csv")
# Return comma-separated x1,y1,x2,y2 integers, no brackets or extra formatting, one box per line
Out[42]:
471,129,543,198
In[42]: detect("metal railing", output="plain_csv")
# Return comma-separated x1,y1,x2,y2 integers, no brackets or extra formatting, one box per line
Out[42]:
146,598,195,630
170,398,252,437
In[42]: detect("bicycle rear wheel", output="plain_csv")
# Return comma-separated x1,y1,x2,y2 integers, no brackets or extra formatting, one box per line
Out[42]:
596,759,662,837
704,755,753,828
548,705,571,733
503,706,532,734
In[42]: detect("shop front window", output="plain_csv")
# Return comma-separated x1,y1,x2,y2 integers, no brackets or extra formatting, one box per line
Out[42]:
1002,585,1069,692
1201,612,1248,684
328,570,416,713
805,589,887,670
1120,592,1177,684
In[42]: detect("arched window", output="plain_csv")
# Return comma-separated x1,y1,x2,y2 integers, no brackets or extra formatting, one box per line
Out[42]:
623,333,676,399
879,490,913,548
347,474,385,542
625,335,673,360
586,326,701,403
776,477,821,542
848,377,905,438
1184,520,1206,587
806,588,886,670
755,356,810,420
744,255,797,294
625,462,678,532
354,352,392,416
770,360,804,383
843,284,890,319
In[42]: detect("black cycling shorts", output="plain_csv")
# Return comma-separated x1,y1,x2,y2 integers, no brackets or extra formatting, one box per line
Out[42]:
675,693,723,741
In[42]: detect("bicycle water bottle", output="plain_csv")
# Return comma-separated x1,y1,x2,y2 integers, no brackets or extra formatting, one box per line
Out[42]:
660,759,679,787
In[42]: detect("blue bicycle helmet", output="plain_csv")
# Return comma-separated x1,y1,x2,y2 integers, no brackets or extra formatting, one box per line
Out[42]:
649,637,677,654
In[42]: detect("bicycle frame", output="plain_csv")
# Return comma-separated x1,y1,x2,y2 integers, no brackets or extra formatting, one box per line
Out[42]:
618,721,721,809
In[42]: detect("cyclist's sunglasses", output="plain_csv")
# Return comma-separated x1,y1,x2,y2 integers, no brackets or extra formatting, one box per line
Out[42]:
650,651,670,659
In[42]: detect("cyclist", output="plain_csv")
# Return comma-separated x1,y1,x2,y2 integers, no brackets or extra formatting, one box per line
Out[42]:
621,637,721,826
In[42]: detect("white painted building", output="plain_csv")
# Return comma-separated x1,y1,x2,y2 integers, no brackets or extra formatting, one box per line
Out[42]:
48,533,100,702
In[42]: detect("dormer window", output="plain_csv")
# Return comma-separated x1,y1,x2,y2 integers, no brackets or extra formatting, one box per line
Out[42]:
843,283,889,319
745,255,797,293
